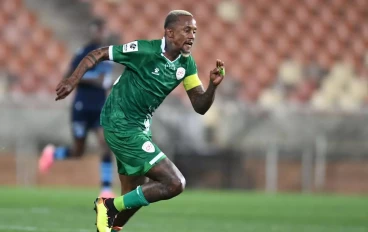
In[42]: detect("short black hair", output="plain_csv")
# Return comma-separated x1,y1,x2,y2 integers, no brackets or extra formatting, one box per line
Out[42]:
164,10,193,29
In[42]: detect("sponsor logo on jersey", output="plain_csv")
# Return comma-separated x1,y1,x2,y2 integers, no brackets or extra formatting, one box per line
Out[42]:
152,68,159,76
176,67,186,80
142,141,155,153
123,41,138,53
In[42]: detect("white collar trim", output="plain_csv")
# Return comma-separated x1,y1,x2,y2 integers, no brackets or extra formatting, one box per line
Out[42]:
161,37,165,53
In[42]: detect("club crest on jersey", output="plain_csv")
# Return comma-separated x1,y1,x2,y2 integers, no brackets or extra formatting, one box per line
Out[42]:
176,67,186,80
123,41,138,53
142,141,155,153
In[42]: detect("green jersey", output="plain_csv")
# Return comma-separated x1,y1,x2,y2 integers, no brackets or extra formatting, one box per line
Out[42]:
101,38,202,136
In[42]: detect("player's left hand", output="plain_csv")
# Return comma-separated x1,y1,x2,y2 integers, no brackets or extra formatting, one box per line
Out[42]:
209,59,225,87
55,78,77,101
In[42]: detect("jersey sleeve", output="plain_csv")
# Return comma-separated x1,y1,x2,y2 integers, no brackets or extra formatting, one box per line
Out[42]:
183,57,202,91
108,40,150,69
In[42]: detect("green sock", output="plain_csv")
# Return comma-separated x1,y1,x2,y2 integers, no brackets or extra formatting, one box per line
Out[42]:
113,196,125,211
113,186,149,211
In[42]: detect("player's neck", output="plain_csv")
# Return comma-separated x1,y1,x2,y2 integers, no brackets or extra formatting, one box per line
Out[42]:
163,50,181,61
164,40,181,61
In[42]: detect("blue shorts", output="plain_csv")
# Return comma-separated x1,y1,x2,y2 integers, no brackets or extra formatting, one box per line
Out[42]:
71,104,101,139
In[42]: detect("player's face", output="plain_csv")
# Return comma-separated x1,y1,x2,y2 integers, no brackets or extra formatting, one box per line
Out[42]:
172,16,197,54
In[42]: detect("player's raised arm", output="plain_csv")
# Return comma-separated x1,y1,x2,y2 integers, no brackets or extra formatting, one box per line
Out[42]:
186,59,225,115
55,47,110,101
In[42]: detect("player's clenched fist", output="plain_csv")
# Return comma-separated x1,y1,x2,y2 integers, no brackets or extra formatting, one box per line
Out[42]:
55,78,77,101
209,59,225,86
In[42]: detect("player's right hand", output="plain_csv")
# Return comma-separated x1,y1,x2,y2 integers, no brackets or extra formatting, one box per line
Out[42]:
55,78,76,101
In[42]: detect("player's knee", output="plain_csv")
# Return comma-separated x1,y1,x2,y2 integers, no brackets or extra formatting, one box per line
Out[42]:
167,175,186,197
179,175,186,190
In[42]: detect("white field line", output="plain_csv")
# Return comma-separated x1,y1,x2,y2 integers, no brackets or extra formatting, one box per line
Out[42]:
0,225,90,232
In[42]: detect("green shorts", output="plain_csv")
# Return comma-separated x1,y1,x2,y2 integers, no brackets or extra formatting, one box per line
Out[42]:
104,130,166,176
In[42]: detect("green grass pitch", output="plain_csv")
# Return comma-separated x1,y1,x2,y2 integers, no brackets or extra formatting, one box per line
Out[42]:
0,187,367,232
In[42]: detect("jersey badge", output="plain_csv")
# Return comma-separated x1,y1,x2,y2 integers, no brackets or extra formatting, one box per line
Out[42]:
142,141,155,153
176,67,186,80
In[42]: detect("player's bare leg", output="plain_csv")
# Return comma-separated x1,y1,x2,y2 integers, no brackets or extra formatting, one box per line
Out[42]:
111,175,149,231
94,157,185,231
141,157,185,201
95,127,115,198
38,137,86,173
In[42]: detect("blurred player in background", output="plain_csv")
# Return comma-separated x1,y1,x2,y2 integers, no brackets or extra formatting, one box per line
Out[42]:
38,19,115,198
54,10,225,232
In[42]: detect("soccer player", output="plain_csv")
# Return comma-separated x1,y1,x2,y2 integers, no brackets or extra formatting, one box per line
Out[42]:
54,10,225,232
38,19,116,198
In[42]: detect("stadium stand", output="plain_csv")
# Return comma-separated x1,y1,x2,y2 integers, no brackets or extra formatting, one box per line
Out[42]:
0,0,367,112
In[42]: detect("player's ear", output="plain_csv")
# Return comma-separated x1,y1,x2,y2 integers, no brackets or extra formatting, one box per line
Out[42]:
165,28,174,39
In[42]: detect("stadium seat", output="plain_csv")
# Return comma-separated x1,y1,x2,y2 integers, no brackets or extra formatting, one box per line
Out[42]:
45,41,67,63
18,44,37,62
256,67,274,88
317,53,333,71
231,65,245,82
336,24,350,43
285,21,301,42
338,92,362,112
352,40,366,59
1,0,23,17
31,27,53,49
304,0,320,11
3,24,21,46
0,42,11,67
347,78,368,101
15,10,37,31
260,20,276,42
310,91,334,111
91,1,112,18
7,57,26,77
19,72,38,94
0,12,9,29
264,51,280,72
269,5,285,26
259,88,284,109
326,39,342,60
346,11,360,30
216,1,242,23
32,59,53,78
294,5,310,28
278,58,303,86
239,79,262,104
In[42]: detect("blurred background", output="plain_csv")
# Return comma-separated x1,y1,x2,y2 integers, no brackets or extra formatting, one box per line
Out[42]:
1,0,368,195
